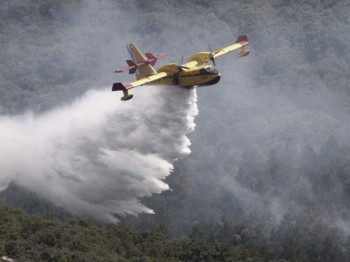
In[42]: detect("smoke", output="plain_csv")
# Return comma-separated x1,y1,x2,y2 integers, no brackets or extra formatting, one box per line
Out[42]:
3,0,350,247
191,50,350,229
0,86,198,222
150,0,350,236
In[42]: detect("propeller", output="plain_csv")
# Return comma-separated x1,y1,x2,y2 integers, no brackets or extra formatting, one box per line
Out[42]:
208,44,216,66
178,56,190,74
173,56,189,84
178,55,189,71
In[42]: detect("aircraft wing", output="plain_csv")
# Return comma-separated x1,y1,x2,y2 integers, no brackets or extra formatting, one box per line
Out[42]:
112,72,168,100
113,72,168,91
186,35,249,66
212,35,249,59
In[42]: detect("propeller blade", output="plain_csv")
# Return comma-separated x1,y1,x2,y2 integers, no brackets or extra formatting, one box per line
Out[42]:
176,56,190,82
208,44,216,66
178,65,190,73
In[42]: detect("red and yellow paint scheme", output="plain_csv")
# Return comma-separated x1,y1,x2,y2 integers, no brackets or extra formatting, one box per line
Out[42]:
112,35,249,101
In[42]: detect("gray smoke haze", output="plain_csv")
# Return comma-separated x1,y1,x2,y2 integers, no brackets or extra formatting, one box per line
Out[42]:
182,1,350,234
0,87,198,222
107,0,350,238
2,0,350,243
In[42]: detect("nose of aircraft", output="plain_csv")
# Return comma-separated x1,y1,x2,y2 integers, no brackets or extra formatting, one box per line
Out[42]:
206,74,221,85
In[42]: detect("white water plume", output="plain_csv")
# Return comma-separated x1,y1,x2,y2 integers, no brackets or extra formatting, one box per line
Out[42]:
0,86,198,222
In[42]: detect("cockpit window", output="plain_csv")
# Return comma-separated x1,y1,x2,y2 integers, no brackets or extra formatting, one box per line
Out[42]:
200,67,219,75
208,68,219,74
200,68,208,75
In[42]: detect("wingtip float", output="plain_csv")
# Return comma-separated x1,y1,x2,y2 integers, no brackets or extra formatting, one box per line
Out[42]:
112,35,249,101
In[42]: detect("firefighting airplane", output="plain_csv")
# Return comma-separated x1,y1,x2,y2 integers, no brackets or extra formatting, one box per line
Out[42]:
112,35,249,100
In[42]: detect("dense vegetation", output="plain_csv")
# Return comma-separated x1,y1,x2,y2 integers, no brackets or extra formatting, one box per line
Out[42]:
0,206,277,261
2,0,350,261
128,137,350,261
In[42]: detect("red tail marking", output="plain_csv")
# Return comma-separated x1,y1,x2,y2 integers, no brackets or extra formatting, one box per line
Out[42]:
115,52,169,73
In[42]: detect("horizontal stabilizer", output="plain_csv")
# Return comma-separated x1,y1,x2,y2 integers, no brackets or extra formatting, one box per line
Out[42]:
129,68,137,74
145,52,169,66
115,48,169,74
145,53,157,66
126,60,137,74
156,53,169,59
126,60,136,67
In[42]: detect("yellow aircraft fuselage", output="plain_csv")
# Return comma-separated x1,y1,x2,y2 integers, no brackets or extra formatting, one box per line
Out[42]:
137,64,221,88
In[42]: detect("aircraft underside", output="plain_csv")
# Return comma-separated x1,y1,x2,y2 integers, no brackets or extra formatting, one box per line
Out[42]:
149,73,221,88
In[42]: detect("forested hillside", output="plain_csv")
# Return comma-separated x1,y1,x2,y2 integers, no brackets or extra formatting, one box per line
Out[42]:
2,0,350,261
0,206,270,262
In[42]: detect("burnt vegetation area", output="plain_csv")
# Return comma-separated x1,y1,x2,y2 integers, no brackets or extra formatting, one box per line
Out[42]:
1,0,350,261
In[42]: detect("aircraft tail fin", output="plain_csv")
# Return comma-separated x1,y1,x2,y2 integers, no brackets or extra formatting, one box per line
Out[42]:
129,43,157,76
